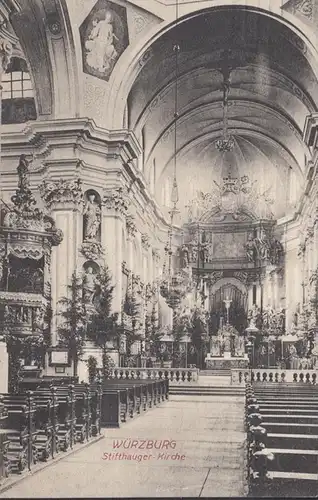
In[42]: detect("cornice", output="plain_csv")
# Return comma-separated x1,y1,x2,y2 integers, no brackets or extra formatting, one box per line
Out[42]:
1,119,142,156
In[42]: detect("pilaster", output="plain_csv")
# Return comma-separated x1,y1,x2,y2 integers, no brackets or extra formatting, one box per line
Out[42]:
102,187,129,319
39,178,84,343
126,213,137,272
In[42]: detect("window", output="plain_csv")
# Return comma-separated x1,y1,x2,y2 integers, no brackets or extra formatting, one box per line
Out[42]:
2,58,34,99
1,57,37,124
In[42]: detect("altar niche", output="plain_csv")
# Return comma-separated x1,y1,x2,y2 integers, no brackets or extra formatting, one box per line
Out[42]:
82,260,100,305
209,282,248,335
83,190,101,243
206,282,249,369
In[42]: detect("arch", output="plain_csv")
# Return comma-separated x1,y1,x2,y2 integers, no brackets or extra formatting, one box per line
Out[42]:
210,277,248,297
10,0,80,119
106,4,318,130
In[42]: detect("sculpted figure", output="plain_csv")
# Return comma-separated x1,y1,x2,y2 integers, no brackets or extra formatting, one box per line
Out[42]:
17,154,30,190
245,233,255,262
83,266,96,303
83,194,101,241
180,245,189,269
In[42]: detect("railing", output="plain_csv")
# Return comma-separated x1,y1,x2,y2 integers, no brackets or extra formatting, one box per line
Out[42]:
105,367,199,383
231,368,317,385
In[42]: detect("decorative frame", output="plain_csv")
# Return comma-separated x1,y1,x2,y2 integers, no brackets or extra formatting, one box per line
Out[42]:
47,347,71,367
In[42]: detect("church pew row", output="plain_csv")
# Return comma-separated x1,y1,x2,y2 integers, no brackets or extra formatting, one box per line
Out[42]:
0,383,103,480
92,379,169,428
246,383,318,497
0,378,168,482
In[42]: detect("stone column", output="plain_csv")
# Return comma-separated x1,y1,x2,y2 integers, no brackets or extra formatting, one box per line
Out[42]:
102,188,128,320
40,178,84,344
256,279,263,309
273,272,279,309
247,282,254,310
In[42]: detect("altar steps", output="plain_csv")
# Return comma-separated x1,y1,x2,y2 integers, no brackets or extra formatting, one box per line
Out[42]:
169,385,245,397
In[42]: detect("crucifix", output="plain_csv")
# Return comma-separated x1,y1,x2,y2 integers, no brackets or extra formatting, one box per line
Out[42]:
223,296,232,325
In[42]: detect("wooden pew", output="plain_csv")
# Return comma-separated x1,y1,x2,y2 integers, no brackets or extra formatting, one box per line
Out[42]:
94,378,168,428
0,393,38,473
35,387,76,450
247,383,318,497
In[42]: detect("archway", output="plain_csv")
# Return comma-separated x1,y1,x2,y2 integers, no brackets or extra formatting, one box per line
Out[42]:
107,4,318,132
209,278,248,335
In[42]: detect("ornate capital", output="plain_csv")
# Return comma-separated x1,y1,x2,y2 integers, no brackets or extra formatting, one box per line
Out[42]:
103,187,129,215
126,214,137,238
141,233,150,251
39,178,84,210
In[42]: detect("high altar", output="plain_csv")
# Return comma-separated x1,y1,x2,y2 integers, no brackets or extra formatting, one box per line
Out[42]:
205,298,249,369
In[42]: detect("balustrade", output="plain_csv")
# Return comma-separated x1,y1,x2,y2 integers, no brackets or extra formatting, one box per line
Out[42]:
105,367,199,383
232,368,317,385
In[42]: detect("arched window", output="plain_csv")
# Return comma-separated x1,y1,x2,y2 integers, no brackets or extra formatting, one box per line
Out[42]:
2,57,37,124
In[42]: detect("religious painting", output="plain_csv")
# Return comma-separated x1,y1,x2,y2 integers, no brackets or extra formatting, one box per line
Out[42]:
80,0,129,82
212,232,246,259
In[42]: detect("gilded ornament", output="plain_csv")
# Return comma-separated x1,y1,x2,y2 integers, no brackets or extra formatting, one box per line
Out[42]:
40,178,84,209
103,187,129,214
80,241,104,260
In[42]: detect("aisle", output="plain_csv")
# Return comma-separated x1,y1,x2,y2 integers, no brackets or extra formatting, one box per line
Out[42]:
0,394,247,498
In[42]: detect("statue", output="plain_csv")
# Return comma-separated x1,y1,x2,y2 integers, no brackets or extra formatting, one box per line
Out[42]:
83,193,101,241
83,266,96,303
211,336,221,356
248,304,260,328
200,244,208,264
191,245,198,263
33,307,44,329
17,154,30,190
245,233,255,262
270,238,283,265
235,335,245,356
207,244,213,263
180,244,189,269
288,344,299,369
255,228,269,261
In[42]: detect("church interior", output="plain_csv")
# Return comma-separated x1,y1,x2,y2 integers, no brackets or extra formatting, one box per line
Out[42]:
0,0,317,497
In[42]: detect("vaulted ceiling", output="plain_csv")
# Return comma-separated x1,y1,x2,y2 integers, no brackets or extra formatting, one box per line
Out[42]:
128,8,318,221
